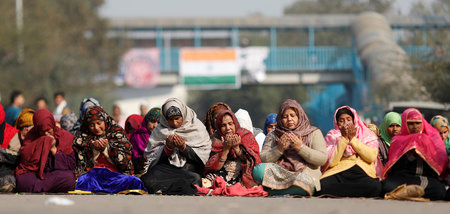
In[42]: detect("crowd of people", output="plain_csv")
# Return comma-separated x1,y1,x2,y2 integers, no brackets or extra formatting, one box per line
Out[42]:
1,91,449,201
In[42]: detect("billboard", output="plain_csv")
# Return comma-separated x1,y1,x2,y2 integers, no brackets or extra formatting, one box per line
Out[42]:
118,48,160,88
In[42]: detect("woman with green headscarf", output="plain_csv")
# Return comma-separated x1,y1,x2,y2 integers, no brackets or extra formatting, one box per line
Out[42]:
379,112,401,165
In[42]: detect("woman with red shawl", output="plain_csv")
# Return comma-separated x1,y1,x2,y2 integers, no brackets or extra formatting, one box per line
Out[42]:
382,108,448,200
203,102,232,136
320,106,381,197
203,110,261,189
253,99,328,196
15,109,76,193
0,104,20,192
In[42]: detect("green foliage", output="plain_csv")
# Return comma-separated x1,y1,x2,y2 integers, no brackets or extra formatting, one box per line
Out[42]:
412,57,450,103
0,0,126,111
188,85,308,128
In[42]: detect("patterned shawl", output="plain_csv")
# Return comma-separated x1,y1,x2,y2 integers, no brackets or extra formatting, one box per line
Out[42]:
73,106,133,176
380,112,402,146
204,110,261,188
16,109,74,179
383,108,448,178
269,99,318,172
203,102,232,136
0,104,19,149
430,115,450,156
322,106,379,173
263,113,277,135
145,98,211,170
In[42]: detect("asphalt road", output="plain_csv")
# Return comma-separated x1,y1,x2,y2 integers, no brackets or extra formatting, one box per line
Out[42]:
0,194,448,214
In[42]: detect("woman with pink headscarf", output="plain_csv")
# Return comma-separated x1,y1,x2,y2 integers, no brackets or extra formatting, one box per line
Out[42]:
320,106,381,197
382,108,448,200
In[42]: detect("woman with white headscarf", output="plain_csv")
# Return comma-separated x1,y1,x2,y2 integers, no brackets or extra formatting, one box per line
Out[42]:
140,98,211,195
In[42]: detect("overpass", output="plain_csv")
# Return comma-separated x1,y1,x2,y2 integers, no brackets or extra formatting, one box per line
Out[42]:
109,14,450,130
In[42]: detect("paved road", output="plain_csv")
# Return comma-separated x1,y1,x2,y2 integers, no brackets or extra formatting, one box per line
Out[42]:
0,194,448,214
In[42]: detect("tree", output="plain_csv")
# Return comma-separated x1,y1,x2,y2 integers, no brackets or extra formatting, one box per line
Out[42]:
0,0,126,111
405,0,450,103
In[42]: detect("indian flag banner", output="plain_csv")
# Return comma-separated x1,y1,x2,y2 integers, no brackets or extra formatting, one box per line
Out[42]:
179,48,241,89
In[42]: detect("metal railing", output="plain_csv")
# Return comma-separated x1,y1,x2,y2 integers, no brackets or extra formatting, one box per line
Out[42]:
158,45,440,72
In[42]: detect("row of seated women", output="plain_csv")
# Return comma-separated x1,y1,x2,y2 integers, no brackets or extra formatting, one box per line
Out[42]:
0,97,449,200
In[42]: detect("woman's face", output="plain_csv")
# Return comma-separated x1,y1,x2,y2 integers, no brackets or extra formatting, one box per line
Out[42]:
266,123,276,134
39,128,54,137
438,127,449,141
88,119,106,136
337,113,353,127
220,114,235,135
281,108,298,129
146,121,158,133
386,123,401,137
168,116,183,129
407,121,423,134
19,126,33,141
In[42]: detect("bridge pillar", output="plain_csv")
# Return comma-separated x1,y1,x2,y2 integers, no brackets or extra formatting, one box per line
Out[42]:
232,27,239,47
194,28,201,47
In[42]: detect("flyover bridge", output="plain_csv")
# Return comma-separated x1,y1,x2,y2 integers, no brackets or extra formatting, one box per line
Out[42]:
109,14,450,130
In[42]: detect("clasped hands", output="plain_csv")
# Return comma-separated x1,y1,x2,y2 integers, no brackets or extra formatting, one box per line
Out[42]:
339,122,356,142
90,138,108,151
166,134,186,151
221,134,241,154
277,132,303,153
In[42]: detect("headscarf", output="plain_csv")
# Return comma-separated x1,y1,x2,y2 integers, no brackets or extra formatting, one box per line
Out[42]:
0,104,19,149
144,107,161,123
430,115,450,155
205,110,261,188
367,124,381,137
379,112,402,146
125,114,143,136
129,107,161,171
73,106,133,176
60,113,77,132
271,99,318,172
15,109,74,179
71,98,101,136
383,108,448,178
323,106,379,173
14,109,35,129
263,113,277,135
203,102,232,136
235,109,254,134
144,98,211,170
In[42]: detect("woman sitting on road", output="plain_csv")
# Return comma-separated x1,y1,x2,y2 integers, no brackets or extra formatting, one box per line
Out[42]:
203,110,261,188
140,98,211,195
382,108,448,200
73,106,146,194
253,99,328,196
320,106,381,197
16,109,76,193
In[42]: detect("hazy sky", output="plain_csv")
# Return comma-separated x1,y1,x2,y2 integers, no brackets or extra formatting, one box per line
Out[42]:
99,0,425,18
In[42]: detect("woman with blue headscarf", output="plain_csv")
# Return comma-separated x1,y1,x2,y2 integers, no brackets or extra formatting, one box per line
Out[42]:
71,98,101,136
264,113,277,135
